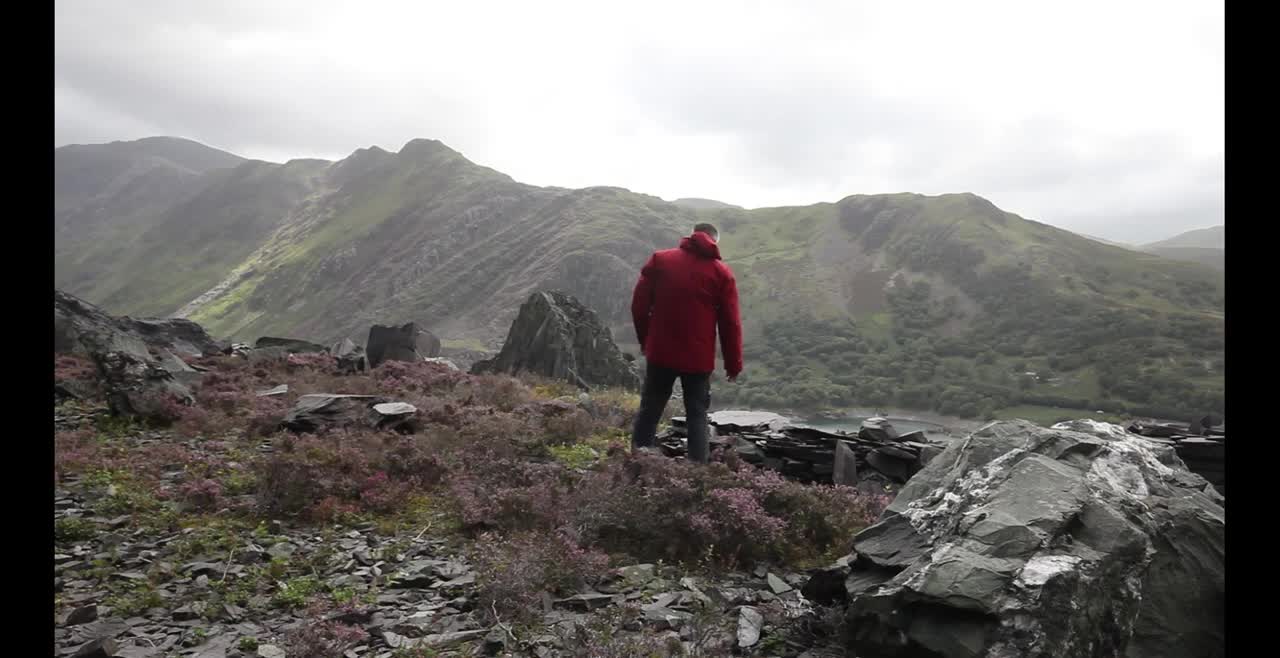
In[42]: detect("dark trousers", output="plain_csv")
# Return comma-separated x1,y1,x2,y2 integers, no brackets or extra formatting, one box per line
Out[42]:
632,363,712,463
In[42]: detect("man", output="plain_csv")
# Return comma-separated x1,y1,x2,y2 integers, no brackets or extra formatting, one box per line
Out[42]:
630,222,743,463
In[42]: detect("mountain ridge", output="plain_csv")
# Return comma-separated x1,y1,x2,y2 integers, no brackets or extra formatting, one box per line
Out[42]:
55,137,1224,420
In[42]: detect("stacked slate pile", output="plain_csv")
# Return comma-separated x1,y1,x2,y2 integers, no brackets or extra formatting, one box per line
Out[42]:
657,411,946,489
1126,414,1225,495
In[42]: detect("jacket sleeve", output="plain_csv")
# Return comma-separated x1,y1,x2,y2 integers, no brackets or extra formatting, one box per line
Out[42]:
631,254,657,349
717,268,744,376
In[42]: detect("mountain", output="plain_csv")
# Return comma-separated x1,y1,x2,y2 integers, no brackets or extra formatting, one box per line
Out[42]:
54,137,1224,420
1143,225,1224,250
1077,233,1136,249
671,197,743,210
55,137,249,305
1140,225,1224,270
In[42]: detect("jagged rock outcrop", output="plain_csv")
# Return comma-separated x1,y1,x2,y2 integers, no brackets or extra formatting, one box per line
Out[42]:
366,322,442,368
470,291,639,391
54,290,221,417
841,419,1224,658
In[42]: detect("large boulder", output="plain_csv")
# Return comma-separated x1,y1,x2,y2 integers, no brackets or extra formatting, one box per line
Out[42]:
54,290,219,417
470,291,639,391
94,350,195,418
366,322,442,368
842,420,1224,658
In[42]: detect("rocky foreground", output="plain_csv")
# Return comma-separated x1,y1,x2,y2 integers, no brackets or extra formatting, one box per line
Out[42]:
53,290,1225,657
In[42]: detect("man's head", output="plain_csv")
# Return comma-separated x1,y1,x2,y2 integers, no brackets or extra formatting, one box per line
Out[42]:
693,222,719,243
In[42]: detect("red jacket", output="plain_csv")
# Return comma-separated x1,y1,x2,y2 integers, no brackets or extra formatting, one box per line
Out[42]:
631,231,743,376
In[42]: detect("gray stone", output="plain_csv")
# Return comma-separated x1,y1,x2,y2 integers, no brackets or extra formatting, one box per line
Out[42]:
255,646,285,658
266,542,296,559
280,394,386,433
858,417,899,443
766,573,792,594
643,607,692,631
256,385,288,398
737,606,763,648
555,592,615,611
470,291,639,391
366,322,441,368
72,638,119,658
331,338,368,373
617,563,656,585
65,604,99,626
422,630,487,646
844,420,1224,658
370,402,418,432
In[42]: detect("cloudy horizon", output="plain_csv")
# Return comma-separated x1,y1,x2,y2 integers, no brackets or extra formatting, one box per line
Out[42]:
55,0,1223,244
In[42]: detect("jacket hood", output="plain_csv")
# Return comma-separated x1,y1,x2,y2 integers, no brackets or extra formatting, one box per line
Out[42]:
679,231,721,260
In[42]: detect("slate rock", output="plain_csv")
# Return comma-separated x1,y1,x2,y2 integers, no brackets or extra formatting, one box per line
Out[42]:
844,420,1224,658
280,394,387,433
331,338,368,373
72,638,118,658
255,645,285,658
470,291,638,390
256,385,288,398
737,606,764,648
66,604,100,626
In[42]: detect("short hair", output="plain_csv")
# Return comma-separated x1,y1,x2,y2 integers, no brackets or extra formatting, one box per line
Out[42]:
693,222,718,240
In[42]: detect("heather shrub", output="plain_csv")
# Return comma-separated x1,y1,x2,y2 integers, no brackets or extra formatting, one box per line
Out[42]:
458,407,542,441
569,454,786,566
255,431,443,520
55,354,102,399
566,454,887,567
472,529,609,623
540,407,597,446
54,354,97,382
370,360,465,399
755,478,891,563
283,603,369,658
177,478,225,512
54,429,99,481
447,456,570,532
455,374,534,411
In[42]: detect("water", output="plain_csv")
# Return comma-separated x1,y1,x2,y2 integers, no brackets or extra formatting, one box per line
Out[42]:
799,415,947,436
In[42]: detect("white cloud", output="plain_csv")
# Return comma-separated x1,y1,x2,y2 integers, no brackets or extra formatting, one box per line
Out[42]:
54,0,1223,243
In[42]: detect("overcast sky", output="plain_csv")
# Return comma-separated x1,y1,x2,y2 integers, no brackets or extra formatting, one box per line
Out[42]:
55,0,1223,244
